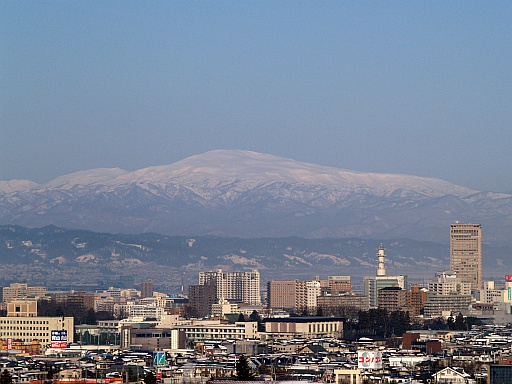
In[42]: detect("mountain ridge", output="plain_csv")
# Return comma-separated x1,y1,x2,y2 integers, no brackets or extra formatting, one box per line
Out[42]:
2,150,477,196
0,224,510,291
0,150,510,244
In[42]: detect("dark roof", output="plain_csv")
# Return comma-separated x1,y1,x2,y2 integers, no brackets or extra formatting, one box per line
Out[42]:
300,344,327,353
224,314,240,324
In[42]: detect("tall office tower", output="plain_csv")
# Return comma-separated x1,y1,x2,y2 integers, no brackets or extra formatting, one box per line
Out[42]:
450,223,482,290
199,269,261,305
140,280,153,299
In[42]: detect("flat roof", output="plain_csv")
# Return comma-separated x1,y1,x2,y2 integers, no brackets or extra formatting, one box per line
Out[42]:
262,317,345,323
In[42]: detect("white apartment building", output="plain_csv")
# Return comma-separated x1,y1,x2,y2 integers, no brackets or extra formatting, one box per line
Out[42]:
428,271,472,296
475,281,505,304
211,299,239,317
296,280,321,313
424,271,472,318
115,303,165,320
3,283,47,302
199,269,261,305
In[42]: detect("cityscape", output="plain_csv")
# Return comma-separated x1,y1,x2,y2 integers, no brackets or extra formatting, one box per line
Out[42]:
3,2,512,384
0,222,510,383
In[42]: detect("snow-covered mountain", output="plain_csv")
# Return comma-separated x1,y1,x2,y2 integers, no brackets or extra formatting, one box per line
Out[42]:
1,150,511,243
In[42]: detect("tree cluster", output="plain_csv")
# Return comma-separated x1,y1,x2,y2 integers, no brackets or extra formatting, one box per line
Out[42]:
426,313,482,331
235,355,256,380
357,309,411,338
316,305,360,321
38,299,115,324
0,370,12,384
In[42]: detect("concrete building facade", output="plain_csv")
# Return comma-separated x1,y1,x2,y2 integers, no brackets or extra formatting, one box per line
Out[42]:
199,269,261,305
450,222,482,290
262,317,343,339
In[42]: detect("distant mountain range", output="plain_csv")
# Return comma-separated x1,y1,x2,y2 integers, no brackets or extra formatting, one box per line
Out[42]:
1,150,511,244
0,225,509,291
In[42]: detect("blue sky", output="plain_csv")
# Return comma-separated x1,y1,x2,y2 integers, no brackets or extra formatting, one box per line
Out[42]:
1,1,511,191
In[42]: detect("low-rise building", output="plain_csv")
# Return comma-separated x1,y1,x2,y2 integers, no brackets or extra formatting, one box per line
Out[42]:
175,321,258,342
262,317,343,339
317,292,369,313
334,368,362,384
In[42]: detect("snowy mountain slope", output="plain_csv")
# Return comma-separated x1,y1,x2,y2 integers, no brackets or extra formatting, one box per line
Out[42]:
33,150,476,197
0,180,39,194
0,150,510,243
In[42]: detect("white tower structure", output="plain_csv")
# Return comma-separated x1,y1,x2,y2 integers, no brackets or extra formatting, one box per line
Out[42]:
376,244,386,276
363,244,407,308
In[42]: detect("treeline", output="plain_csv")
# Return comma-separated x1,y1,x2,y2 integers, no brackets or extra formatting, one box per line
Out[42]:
37,299,115,324
425,313,482,331
354,309,411,338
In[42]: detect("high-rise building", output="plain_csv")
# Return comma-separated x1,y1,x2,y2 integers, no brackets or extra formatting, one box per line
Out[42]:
377,287,409,313
267,280,296,310
267,279,322,313
140,280,153,299
188,283,217,318
199,269,261,305
450,222,482,290
295,280,321,313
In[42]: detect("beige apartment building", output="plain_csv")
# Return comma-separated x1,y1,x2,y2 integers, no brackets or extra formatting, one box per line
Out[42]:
199,269,261,305
450,223,482,290
0,300,73,347
2,283,47,302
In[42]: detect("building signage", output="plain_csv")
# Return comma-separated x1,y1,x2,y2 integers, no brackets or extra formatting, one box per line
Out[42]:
51,330,68,348
153,351,166,365
506,275,512,282
358,351,383,369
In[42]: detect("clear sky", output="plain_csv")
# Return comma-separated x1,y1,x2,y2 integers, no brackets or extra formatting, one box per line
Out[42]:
1,1,511,192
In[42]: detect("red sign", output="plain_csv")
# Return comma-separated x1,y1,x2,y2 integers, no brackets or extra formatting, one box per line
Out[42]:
51,341,68,348
358,355,382,364
506,275,512,282
357,351,383,369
